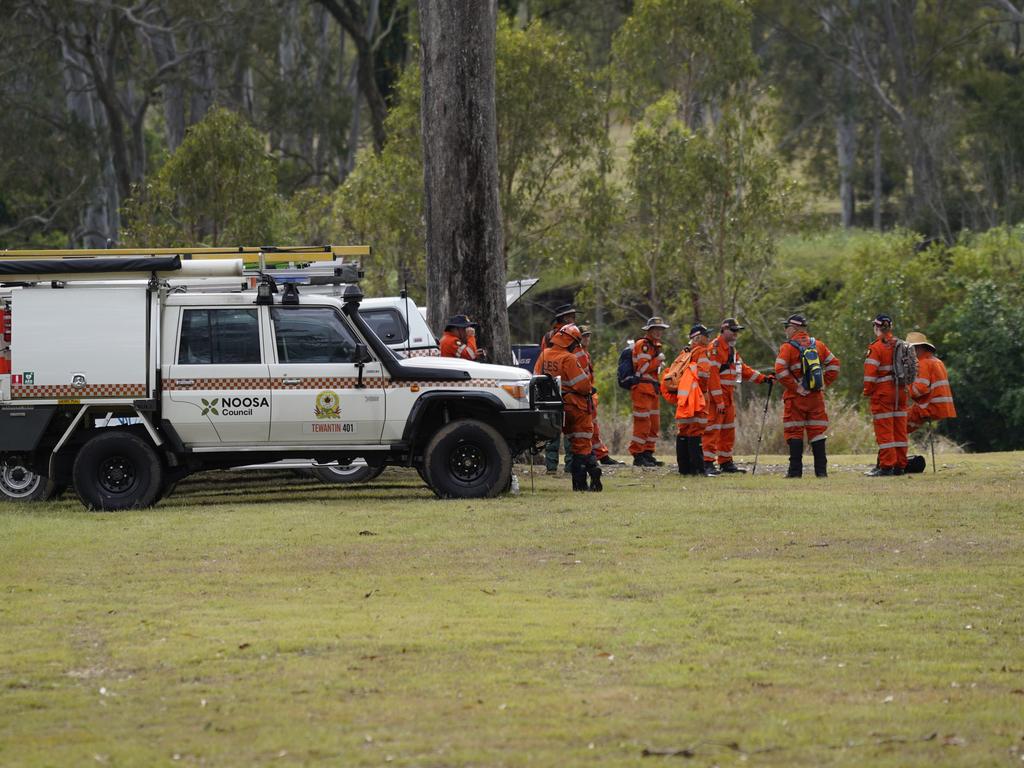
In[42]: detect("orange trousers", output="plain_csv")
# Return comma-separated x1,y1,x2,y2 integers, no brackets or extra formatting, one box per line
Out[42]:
871,390,908,469
629,385,660,455
564,401,594,455
592,419,609,459
782,393,829,442
704,397,737,464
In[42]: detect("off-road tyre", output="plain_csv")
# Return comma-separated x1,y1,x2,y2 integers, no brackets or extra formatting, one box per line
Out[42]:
312,462,385,484
423,419,512,499
0,458,61,502
72,431,164,510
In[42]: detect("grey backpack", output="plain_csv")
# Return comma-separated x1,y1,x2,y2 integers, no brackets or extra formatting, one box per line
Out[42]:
892,338,918,387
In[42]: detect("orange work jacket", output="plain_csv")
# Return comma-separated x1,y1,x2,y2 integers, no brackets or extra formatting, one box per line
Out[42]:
910,351,957,420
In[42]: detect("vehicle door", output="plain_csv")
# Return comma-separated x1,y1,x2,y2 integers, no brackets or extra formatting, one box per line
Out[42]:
267,306,387,444
162,306,271,445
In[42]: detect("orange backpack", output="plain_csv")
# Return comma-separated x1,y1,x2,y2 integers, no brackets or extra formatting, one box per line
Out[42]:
660,348,693,394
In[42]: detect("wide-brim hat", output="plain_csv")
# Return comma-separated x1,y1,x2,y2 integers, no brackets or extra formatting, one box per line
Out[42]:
721,317,745,332
643,316,669,330
445,314,472,329
553,304,577,321
578,324,592,336
782,313,807,327
906,331,935,350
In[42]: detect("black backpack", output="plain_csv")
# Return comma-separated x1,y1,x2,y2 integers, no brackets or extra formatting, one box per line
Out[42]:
617,345,639,389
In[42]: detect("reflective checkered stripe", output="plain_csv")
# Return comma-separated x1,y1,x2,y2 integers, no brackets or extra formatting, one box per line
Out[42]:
160,376,499,390
403,348,441,358
12,383,147,399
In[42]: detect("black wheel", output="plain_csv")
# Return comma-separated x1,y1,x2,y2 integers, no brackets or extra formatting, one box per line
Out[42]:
0,457,61,502
423,419,512,499
415,464,429,486
155,481,178,504
311,461,385,484
72,431,164,510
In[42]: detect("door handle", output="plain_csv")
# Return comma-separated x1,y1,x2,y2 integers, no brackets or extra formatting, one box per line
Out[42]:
174,379,195,386
282,378,302,385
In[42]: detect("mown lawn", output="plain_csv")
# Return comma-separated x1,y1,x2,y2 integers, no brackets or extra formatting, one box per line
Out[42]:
1,453,1022,767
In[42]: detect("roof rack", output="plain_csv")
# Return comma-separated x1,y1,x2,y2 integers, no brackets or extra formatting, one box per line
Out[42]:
0,244,370,267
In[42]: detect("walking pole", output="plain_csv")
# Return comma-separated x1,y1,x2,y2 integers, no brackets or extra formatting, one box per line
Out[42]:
751,378,774,476
929,421,937,474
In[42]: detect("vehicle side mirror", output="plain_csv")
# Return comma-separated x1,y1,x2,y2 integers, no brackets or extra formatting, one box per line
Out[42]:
354,343,372,364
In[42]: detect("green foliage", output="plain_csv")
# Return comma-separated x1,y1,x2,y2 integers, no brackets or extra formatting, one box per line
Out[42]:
599,95,798,338
613,0,758,124
122,108,279,246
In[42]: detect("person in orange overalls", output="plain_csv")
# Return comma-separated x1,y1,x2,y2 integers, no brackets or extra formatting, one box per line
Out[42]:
534,304,577,473
906,331,957,432
439,315,484,360
577,325,624,466
774,314,841,478
706,318,773,473
536,324,602,492
863,314,909,476
662,324,720,476
629,317,669,467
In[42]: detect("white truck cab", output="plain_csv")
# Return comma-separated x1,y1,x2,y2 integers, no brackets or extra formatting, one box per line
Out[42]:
0,247,562,509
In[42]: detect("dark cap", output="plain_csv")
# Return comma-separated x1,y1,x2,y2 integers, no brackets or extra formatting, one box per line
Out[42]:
872,313,893,327
689,323,710,339
553,304,577,321
782,313,808,327
444,314,473,329
721,317,745,332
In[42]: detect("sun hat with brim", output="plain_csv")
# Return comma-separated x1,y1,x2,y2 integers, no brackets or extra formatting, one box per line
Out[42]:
906,331,935,350
553,304,577,321
782,314,808,327
578,324,592,336
642,316,670,330
444,314,473,329
721,317,745,331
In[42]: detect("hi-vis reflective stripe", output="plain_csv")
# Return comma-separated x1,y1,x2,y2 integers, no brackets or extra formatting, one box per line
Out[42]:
676,416,707,424
823,353,836,363
562,372,589,386
865,357,882,366
160,376,501,391
629,435,646,444
775,357,788,366
567,431,593,439
872,411,907,419
914,377,930,385
784,419,829,427
930,379,950,389
632,409,659,417
878,441,909,449
12,383,147,399
863,375,893,383
777,369,791,378
931,396,954,403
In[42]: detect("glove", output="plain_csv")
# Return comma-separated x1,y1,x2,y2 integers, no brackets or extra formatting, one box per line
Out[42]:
657,352,666,361
764,374,775,383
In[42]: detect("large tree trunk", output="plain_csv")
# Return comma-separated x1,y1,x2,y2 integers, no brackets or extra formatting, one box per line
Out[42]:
418,0,511,365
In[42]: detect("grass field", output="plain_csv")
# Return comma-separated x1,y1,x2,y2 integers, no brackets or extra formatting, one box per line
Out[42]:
2,453,1022,767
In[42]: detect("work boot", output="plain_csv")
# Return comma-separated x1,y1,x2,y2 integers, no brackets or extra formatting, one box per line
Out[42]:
688,438,706,476
632,453,654,467
785,439,803,478
584,455,603,492
719,461,747,473
644,451,665,467
893,466,905,476
676,436,691,475
867,466,895,477
599,455,625,466
811,439,828,478
703,461,721,476
570,455,589,491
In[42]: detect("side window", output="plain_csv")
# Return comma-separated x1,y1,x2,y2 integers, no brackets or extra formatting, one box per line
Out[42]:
362,308,408,345
178,308,261,364
271,307,360,363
